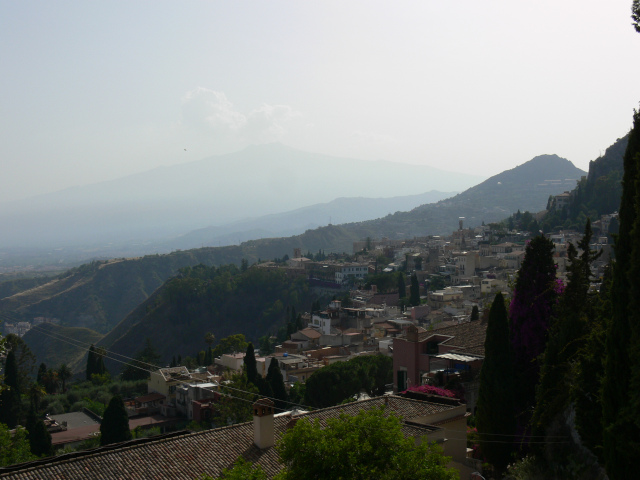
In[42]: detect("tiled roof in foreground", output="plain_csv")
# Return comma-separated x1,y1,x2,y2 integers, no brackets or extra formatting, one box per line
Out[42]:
0,396,456,480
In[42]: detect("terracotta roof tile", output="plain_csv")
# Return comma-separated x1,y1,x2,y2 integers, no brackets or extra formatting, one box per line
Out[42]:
0,396,457,479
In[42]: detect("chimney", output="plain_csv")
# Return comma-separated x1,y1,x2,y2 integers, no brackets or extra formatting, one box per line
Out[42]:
253,398,275,449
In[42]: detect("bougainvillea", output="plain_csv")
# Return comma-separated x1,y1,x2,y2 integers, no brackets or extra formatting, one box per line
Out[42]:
404,384,457,398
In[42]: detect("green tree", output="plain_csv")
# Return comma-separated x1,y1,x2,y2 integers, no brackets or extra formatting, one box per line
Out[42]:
100,395,132,446
217,372,259,425
397,272,406,299
0,423,36,467
476,293,515,476
3,335,35,393
121,338,161,381
633,0,640,33
244,343,258,384
531,220,601,455
210,457,267,480
409,273,420,306
470,305,479,322
508,234,557,436
0,350,23,428
602,107,640,478
86,344,96,380
57,364,72,393
276,407,459,480
212,334,248,358
266,358,288,411
36,363,47,385
26,406,52,457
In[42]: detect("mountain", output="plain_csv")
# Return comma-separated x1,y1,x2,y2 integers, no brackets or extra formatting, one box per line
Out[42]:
0,143,482,252
539,135,628,231
164,190,457,251
8,151,584,332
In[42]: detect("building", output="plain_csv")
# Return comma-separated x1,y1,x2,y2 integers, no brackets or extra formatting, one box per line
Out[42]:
0,396,479,479
393,323,486,394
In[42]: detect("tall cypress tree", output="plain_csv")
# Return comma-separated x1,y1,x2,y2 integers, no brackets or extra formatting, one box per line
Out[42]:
508,234,556,438
476,293,515,476
100,395,132,446
531,220,600,453
266,358,288,411
409,273,420,306
244,343,258,384
397,273,406,299
602,107,640,478
86,345,96,380
0,350,23,428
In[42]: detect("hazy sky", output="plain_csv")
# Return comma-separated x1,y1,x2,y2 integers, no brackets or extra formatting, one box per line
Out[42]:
1,0,639,203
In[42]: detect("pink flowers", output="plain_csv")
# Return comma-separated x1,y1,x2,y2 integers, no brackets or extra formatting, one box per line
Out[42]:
404,384,457,398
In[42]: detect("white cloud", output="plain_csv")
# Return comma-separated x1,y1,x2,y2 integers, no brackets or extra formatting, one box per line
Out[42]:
180,88,300,143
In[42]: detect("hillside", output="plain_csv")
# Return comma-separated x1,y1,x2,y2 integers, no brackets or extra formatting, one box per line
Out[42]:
21,323,103,373
539,135,628,231
96,265,316,374
7,151,586,341
164,190,457,251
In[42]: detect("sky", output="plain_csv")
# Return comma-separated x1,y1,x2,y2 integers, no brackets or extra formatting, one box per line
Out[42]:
1,0,639,203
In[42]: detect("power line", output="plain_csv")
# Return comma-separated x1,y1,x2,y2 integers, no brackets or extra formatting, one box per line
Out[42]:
26,321,315,412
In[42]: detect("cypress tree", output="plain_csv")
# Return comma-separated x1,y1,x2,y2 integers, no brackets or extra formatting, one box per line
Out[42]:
0,350,23,428
36,363,47,385
266,358,288,411
531,221,601,460
508,234,556,436
244,343,258,384
409,273,420,306
100,395,132,446
470,305,479,322
397,273,406,299
86,345,96,380
602,107,640,478
26,405,52,457
476,293,515,476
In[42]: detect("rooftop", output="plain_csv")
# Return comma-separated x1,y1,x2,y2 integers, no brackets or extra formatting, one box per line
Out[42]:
0,396,454,479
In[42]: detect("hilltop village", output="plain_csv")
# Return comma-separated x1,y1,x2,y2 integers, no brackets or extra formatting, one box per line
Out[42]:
0,187,620,479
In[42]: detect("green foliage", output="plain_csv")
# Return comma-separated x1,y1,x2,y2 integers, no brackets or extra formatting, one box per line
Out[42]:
266,358,288,411
0,350,23,427
532,221,601,456
364,272,397,293
275,406,459,480
476,293,515,475
409,273,420,306
100,395,132,446
0,423,36,467
244,343,258,384
4,334,35,393
209,457,268,480
602,108,640,479
120,338,161,381
397,272,406,299
212,334,248,359
217,372,259,425
304,355,392,408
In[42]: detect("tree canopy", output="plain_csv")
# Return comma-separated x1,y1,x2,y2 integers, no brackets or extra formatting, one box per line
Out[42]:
100,395,132,446
275,406,458,480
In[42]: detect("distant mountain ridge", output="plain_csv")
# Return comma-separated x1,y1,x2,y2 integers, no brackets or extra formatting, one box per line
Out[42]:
0,143,482,251
165,190,457,251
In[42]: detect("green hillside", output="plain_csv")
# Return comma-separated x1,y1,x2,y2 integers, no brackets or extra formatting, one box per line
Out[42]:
97,264,316,374
21,323,103,374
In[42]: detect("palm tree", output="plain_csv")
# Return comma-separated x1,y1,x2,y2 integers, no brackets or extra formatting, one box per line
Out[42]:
58,364,72,393
204,332,215,347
